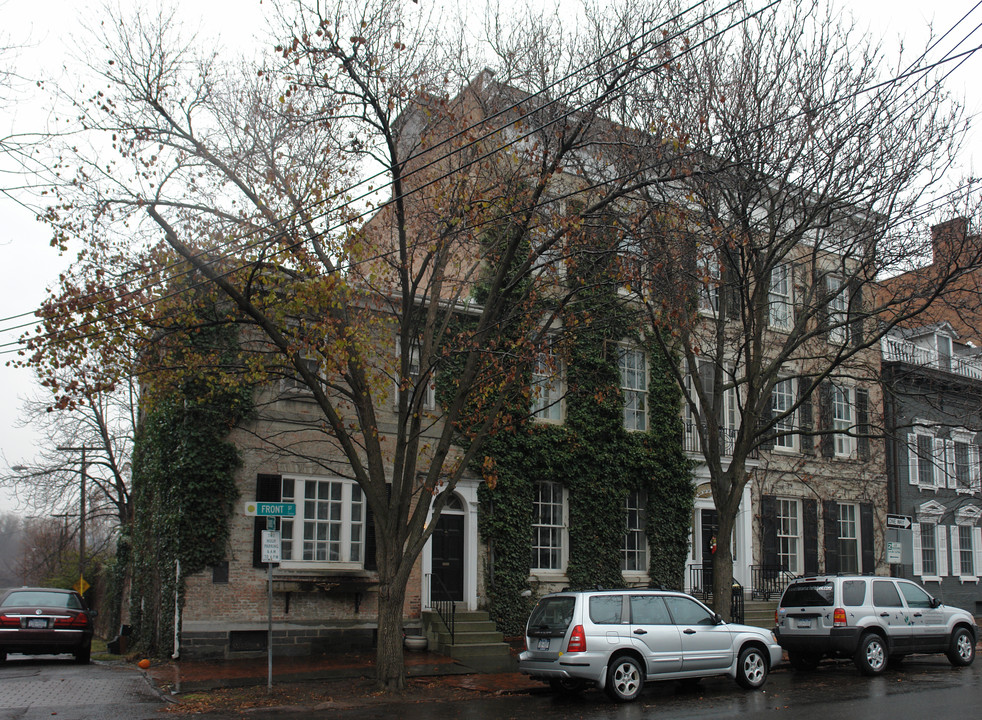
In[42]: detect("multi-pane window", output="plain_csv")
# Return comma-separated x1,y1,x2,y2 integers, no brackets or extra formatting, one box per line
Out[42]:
949,433,980,491
280,477,364,566
954,441,972,488
532,481,565,571
827,276,849,344
769,264,793,329
619,346,648,432
622,491,647,572
958,525,974,577
832,385,854,457
772,378,796,450
397,339,435,409
777,499,801,574
920,522,937,576
697,251,720,314
909,431,942,487
531,349,563,422
838,503,859,574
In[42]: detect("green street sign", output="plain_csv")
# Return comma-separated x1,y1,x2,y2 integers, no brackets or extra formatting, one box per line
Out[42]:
244,501,297,517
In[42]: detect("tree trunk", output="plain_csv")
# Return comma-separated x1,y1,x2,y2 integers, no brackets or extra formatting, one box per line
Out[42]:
375,578,408,691
711,508,736,621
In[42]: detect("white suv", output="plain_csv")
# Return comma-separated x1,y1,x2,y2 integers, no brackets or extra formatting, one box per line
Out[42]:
775,575,977,675
518,588,782,702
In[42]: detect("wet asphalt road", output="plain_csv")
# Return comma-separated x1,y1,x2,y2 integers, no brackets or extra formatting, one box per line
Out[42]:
0,655,164,720
214,654,982,720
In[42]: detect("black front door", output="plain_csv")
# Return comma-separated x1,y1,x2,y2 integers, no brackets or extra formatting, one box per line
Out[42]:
700,509,719,592
431,513,464,602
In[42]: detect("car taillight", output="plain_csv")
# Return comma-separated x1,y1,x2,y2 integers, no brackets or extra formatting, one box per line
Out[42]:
0,614,19,628
833,608,847,627
775,609,779,625
566,624,586,653
53,613,89,629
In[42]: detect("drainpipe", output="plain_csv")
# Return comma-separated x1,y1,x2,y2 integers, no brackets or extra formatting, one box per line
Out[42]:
172,558,181,659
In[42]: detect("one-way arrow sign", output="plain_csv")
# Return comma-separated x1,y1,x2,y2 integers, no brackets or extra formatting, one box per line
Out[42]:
886,514,913,530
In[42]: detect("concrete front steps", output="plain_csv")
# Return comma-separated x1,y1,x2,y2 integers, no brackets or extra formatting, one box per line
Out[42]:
421,610,516,673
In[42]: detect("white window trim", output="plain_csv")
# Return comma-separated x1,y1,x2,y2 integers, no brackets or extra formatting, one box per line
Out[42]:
913,502,947,583
771,376,797,452
832,383,856,459
281,356,322,396
948,429,981,494
697,248,720,317
827,275,849,345
621,490,648,577
768,263,794,330
395,337,436,410
530,481,568,576
776,498,803,575
531,347,564,423
952,507,982,582
618,344,648,432
908,425,945,490
837,502,861,575
279,475,366,571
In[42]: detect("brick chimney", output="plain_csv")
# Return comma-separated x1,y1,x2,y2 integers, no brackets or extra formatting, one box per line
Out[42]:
931,217,969,264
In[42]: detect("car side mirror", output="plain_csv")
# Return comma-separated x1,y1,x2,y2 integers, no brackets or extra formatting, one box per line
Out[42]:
929,597,941,609
713,613,724,625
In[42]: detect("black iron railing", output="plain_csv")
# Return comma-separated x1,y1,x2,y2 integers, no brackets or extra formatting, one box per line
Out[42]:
426,573,456,645
682,421,758,459
686,565,744,623
750,565,796,600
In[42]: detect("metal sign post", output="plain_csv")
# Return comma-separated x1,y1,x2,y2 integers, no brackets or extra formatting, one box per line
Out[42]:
253,503,292,693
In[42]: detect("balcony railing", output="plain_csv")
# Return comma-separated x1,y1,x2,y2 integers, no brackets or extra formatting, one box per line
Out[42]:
881,337,982,380
682,421,758,459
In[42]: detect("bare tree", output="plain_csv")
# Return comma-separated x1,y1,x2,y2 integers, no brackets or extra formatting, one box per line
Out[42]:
20,0,701,688
624,1,974,612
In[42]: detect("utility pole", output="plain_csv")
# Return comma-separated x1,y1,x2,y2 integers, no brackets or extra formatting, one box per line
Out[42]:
57,445,88,596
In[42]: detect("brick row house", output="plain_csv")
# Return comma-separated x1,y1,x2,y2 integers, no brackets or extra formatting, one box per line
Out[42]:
166,76,975,660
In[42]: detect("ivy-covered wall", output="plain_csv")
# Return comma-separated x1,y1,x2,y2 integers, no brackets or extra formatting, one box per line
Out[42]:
476,242,693,635
128,324,251,656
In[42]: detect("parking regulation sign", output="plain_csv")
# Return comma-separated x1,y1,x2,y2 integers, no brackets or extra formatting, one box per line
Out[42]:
261,530,282,563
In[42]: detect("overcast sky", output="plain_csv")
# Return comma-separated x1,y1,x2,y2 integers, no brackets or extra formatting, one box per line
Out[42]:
1,0,981,514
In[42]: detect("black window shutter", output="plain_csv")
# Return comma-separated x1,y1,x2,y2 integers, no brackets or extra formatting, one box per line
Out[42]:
721,250,741,320
819,382,834,458
856,388,870,460
758,389,775,451
816,274,830,341
823,500,840,574
253,474,282,568
761,495,777,567
848,278,864,348
860,503,875,574
803,499,819,576
799,390,815,456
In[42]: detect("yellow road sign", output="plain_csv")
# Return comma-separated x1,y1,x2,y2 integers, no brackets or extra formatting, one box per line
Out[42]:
74,576,90,595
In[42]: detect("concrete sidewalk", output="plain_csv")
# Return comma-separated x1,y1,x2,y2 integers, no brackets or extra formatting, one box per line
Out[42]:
145,647,543,696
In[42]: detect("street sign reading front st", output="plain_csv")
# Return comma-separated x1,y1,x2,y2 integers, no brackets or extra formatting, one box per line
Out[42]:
244,502,297,517
886,514,913,530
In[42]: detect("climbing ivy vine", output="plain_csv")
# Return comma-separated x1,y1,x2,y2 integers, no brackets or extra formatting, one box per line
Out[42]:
473,232,694,635
127,322,252,656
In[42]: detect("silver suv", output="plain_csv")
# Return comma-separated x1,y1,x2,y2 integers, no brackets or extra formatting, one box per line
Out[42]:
518,588,782,702
775,575,978,675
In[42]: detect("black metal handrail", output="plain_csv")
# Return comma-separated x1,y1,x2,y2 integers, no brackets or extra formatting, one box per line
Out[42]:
750,564,796,600
426,573,456,645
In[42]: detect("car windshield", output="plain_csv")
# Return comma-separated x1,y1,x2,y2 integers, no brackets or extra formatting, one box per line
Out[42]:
1,591,83,610
528,596,575,633
780,582,834,607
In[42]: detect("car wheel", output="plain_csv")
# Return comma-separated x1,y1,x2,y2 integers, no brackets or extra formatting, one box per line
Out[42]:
74,643,91,664
736,646,768,689
946,627,976,667
549,677,586,694
605,655,644,702
788,651,820,671
854,633,886,676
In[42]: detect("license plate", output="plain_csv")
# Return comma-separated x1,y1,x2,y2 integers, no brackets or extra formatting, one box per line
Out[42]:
795,619,812,629
27,618,47,629
537,638,550,651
